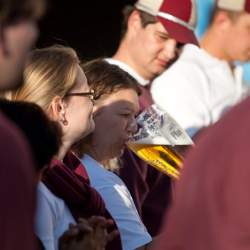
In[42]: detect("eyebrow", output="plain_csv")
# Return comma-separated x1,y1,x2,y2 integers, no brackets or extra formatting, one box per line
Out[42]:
121,107,134,111
156,31,170,37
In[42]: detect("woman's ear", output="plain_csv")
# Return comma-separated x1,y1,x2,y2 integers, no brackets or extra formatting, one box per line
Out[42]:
48,96,68,125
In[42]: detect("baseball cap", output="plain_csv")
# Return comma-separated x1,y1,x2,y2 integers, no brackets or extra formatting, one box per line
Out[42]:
135,0,198,45
216,0,250,13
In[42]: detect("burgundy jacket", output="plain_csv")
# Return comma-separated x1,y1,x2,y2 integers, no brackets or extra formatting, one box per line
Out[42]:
155,96,250,250
43,152,122,250
0,112,36,250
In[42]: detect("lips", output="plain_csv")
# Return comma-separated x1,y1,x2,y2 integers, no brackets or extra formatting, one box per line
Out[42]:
157,58,168,67
122,136,132,146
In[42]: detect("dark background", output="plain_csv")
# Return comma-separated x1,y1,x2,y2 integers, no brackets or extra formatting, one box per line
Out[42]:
38,0,136,60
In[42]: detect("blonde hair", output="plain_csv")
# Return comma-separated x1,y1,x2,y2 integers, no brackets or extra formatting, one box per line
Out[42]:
9,45,80,111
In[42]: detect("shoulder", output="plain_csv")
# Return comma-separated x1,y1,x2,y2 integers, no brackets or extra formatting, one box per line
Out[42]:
151,48,210,99
98,172,152,249
0,112,35,189
0,112,33,159
37,182,69,218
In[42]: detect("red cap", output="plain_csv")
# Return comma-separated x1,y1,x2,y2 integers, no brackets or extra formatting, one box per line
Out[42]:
157,0,198,45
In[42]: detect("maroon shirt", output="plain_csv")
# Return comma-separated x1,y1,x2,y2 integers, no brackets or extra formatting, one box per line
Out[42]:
155,96,250,250
0,112,36,250
119,84,172,236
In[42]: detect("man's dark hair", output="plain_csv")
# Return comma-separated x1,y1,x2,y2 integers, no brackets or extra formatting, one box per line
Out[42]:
120,5,157,40
81,59,141,100
0,0,46,25
0,99,61,171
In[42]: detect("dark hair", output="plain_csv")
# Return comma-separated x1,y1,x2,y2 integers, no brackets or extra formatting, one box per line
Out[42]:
0,0,46,25
81,59,141,100
0,99,61,171
120,5,157,40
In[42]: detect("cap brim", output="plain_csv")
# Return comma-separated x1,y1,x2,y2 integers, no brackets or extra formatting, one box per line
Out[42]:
158,16,199,46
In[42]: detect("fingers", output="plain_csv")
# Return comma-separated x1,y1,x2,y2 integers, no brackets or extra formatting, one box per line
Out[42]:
107,229,119,243
86,216,107,228
75,218,93,234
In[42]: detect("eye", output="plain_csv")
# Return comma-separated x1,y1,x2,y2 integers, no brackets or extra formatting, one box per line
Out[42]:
156,33,169,41
120,113,131,117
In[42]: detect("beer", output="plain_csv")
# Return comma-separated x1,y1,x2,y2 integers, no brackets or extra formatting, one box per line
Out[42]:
129,104,194,179
127,143,185,179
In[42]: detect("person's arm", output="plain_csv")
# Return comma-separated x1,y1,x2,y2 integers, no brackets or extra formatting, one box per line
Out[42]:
98,179,152,250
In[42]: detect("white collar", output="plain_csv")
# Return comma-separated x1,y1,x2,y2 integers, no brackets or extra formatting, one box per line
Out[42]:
105,58,150,86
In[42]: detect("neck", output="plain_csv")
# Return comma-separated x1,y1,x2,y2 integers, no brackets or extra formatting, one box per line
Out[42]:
56,140,72,161
113,41,153,81
200,29,232,62
86,145,107,165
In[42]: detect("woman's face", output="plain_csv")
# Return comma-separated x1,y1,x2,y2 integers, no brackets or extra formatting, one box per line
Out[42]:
91,88,139,161
63,66,95,144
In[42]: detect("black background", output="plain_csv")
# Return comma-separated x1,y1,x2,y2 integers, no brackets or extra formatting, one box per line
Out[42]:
38,0,136,60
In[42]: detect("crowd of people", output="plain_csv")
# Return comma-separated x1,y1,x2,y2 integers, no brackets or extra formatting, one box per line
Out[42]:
1,0,250,250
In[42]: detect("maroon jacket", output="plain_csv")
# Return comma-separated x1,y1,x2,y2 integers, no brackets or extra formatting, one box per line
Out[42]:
43,152,122,250
119,84,172,236
155,96,250,250
0,112,36,250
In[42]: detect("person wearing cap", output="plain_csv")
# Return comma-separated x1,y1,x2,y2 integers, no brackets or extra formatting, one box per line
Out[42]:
151,0,250,137
106,0,198,237
107,0,178,91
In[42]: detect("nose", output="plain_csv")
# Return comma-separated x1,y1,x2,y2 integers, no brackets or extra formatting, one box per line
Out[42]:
162,38,177,61
127,117,138,135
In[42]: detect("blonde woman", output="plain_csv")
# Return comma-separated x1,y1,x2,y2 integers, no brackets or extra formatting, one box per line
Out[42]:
8,46,119,250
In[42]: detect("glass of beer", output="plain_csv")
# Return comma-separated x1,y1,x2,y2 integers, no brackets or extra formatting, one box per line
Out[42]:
128,105,193,179
127,143,188,179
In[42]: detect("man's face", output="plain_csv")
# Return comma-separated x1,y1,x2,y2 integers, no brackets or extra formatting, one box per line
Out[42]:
0,20,38,91
225,12,250,62
130,21,177,80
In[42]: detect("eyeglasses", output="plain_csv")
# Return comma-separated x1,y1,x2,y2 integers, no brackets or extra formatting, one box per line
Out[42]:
65,89,95,101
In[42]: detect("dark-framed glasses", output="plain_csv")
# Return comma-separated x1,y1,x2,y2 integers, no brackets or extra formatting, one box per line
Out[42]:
65,89,95,101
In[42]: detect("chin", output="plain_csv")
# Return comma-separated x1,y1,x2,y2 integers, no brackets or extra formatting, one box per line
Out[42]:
80,124,94,140
153,66,166,76
86,120,95,134
117,148,125,158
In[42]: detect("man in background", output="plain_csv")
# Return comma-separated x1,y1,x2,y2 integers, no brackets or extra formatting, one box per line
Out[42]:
152,0,250,137
107,0,198,236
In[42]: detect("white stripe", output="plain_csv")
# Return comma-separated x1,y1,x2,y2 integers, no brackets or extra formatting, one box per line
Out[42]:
217,0,245,12
157,12,195,31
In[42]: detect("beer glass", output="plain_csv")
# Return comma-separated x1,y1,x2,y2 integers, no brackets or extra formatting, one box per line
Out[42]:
128,105,193,179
